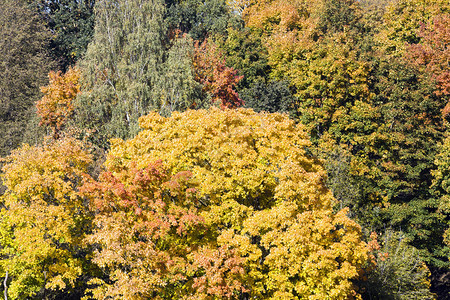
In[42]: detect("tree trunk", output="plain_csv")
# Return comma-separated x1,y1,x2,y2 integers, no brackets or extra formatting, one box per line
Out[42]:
4,270,8,300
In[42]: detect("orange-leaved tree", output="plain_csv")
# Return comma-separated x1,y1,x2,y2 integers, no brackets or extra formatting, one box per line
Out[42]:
88,107,369,299
193,39,244,109
37,66,81,139
408,14,450,102
81,161,246,299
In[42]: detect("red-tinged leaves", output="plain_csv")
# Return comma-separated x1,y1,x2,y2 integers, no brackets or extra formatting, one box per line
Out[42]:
193,39,244,109
82,158,246,299
191,245,247,298
408,14,450,98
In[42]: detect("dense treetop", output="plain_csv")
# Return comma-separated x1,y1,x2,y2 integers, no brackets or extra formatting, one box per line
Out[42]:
0,0,449,298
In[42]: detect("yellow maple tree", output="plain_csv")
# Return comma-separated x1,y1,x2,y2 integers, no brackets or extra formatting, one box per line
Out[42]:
97,108,369,299
0,137,93,299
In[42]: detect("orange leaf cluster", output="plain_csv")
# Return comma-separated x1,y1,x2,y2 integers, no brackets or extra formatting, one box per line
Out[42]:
81,159,247,299
409,14,450,98
37,66,81,138
193,39,244,109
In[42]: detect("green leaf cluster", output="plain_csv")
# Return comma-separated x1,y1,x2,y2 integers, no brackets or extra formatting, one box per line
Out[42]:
0,0,55,156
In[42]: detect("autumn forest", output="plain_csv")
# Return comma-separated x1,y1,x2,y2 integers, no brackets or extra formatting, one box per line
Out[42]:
0,0,449,299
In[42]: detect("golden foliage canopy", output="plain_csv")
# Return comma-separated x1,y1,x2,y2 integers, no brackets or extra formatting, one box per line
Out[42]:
91,108,369,299
0,137,92,299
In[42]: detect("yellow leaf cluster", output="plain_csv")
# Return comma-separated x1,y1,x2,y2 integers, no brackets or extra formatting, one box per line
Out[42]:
376,0,450,56
0,137,92,299
102,108,369,299
111,108,327,209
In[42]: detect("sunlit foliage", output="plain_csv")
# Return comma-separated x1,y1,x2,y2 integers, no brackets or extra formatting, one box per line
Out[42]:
0,137,94,299
37,67,81,139
92,108,370,299
193,39,244,108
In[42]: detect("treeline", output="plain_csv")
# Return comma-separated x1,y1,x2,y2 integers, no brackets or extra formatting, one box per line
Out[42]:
0,0,449,299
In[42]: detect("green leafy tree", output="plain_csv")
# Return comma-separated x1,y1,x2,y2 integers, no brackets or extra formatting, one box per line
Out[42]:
317,54,447,269
74,0,199,149
360,231,436,300
318,0,362,34
29,0,96,70
160,33,204,115
242,80,295,114
165,0,238,41
219,27,270,91
218,27,297,115
366,59,445,264
0,0,55,156
429,135,450,296
432,136,450,255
